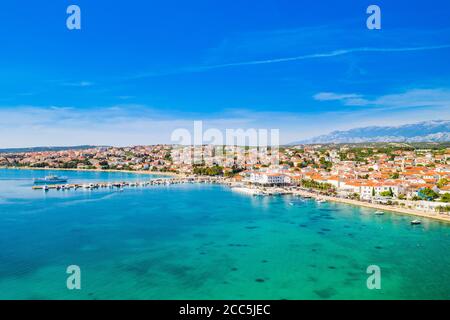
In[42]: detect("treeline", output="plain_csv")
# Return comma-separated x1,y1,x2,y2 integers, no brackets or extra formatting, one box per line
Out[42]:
59,159,93,169
193,165,223,176
300,179,335,191
435,206,450,213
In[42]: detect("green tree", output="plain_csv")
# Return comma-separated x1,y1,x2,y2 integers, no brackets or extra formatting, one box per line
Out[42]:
193,165,223,176
437,178,449,188
390,173,400,179
380,191,392,197
441,193,450,203
419,188,439,200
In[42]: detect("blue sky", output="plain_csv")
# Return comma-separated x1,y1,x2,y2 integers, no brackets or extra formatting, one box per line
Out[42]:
0,0,449,147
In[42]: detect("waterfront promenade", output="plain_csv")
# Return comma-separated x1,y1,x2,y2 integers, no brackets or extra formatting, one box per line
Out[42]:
30,174,450,223
290,189,450,223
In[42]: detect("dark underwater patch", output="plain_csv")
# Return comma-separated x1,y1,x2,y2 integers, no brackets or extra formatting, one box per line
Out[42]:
314,287,337,299
319,209,337,212
228,243,249,247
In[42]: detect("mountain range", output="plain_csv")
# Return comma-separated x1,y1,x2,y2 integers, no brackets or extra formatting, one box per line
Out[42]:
291,120,450,144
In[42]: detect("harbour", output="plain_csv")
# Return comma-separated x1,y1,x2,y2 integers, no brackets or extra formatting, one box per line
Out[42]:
1,168,450,299
28,174,450,223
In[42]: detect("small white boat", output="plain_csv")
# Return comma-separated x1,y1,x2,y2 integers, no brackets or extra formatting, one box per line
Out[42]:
374,210,384,215
316,199,326,203
411,220,421,225
289,202,294,206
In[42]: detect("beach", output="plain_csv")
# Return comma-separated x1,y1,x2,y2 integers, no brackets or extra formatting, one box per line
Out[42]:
290,189,450,223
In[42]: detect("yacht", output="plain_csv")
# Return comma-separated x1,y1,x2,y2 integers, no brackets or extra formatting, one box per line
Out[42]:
411,220,421,225
34,175,68,184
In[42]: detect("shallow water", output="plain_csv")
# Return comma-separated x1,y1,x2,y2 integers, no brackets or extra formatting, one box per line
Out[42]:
0,169,449,299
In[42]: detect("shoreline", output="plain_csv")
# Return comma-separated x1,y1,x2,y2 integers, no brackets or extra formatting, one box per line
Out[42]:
291,189,450,223
3,166,449,223
1,166,181,177
230,186,450,224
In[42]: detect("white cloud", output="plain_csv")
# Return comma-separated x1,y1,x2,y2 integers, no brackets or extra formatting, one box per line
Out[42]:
62,81,94,87
314,88,450,110
373,89,450,109
0,95,449,148
313,92,363,102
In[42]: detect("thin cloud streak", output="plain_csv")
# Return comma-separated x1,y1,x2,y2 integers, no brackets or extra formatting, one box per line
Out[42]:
206,45,450,68
130,44,450,79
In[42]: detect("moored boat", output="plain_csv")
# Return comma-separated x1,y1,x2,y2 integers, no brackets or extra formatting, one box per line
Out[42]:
34,175,68,184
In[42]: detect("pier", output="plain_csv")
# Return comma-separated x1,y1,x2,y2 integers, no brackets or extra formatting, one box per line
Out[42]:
32,176,228,191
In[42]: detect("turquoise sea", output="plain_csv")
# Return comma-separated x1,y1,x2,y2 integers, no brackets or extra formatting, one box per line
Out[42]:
0,168,449,299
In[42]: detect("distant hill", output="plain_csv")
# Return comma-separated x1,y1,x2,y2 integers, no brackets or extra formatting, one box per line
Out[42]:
0,145,101,153
290,120,450,144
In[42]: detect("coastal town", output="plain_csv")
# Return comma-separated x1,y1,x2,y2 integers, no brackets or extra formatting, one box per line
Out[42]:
1,143,450,219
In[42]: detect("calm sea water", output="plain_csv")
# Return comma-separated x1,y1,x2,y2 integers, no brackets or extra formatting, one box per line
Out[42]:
0,168,449,299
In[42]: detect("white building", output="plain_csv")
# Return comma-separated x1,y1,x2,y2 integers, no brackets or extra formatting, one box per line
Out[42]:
248,172,290,185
